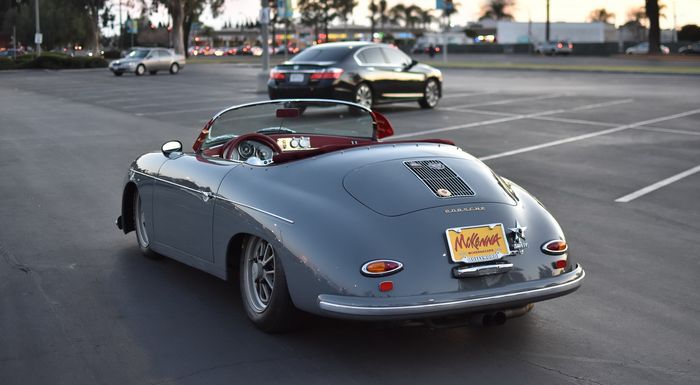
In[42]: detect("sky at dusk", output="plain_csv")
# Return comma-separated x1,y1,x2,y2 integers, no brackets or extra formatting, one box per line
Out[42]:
128,0,700,32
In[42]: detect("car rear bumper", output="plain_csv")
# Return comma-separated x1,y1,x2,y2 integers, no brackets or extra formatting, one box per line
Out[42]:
317,264,584,320
268,83,353,101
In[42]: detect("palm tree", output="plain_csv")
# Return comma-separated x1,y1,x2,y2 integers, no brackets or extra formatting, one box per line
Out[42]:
442,0,459,28
368,0,378,36
479,0,514,21
334,0,357,39
646,0,661,53
388,4,421,28
588,8,615,23
417,8,434,30
379,0,388,29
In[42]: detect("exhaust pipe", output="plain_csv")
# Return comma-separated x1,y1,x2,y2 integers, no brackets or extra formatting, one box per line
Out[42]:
469,304,534,327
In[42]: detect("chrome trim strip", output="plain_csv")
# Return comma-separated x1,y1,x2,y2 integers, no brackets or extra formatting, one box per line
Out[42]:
130,169,294,224
382,93,424,98
215,195,295,224
453,263,513,278
319,265,585,316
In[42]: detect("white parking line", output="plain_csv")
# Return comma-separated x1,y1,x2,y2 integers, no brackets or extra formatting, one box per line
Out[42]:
479,108,700,161
615,164,700,203
633,126,700,137
441,91,497,99
442,93,564,110
393,99,633,139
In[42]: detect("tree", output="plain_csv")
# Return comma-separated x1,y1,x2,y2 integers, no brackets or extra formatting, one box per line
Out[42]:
417,8,434,30
479,0,514,21
646,0,661,54
588,8,614,23
152,0,224,56
442,0,459,28
678,24,700,41
2,0,92,50
368,0,377,36
334,0,357,29
389,4,421,28
297,0,336,43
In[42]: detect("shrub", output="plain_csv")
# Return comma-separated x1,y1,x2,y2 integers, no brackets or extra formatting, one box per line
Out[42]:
0,53,108,70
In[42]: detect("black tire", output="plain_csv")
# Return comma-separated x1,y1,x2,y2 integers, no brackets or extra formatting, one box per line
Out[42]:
419,78,440,109
240,236,298,332
149,70,158,75
133,189,161,259
169,63,180,74
135,64,146,76
113,72,123,77
354,82,373,109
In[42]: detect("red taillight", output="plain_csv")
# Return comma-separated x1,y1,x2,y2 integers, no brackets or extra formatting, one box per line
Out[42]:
379,281,394,292
568,43,573,49
542,240,568,255
309,68,344,81
270,69,285,80
361,260,403,277
557,43,563,49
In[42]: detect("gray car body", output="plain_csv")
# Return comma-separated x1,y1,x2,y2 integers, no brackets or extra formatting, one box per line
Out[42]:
109,47,185,75
117,99,584,320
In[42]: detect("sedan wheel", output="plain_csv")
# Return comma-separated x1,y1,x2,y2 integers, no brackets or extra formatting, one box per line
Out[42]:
419,79,440,109
240,236,297,332
354,83,373,109
135,64,146,76
133,190,160,259
169,63,180,74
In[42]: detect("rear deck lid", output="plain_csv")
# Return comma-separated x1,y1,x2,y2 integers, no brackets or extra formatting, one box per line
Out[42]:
343,157,516,216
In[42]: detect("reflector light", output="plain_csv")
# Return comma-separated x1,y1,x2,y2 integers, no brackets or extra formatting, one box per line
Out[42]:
553,259,567,269
309,67,344,81
269,69,285,80
379,281,394,292
542,240,568,255
557,43,563,48
361,260,403,277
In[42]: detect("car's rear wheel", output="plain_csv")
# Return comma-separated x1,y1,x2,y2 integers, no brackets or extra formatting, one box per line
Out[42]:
113,72,123,77
135,64,146,76
419,78,440,109
240,236,297,332
354,83,373,109
169,63,180,74
133,189,160,259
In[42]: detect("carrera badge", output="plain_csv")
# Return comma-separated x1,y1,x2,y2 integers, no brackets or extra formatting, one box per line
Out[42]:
437,188,452,197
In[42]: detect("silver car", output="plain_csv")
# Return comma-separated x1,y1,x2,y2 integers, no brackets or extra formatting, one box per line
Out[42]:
109,47,185,76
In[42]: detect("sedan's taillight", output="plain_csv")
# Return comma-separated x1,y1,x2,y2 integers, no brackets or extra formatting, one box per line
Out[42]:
542,240,568,255
309,67,344,81
270,69,285,80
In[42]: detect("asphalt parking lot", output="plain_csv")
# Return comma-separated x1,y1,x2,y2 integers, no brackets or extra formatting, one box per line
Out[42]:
1,64,699,385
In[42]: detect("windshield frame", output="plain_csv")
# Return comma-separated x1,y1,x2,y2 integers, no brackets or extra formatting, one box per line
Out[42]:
193,99,377,153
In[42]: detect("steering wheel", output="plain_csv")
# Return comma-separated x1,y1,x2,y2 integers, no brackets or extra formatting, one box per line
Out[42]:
221,133,283,162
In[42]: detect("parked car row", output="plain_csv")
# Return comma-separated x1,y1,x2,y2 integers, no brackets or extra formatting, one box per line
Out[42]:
188,45,301,57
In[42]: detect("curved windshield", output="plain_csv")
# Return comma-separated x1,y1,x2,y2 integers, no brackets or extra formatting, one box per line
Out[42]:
202,100,374,150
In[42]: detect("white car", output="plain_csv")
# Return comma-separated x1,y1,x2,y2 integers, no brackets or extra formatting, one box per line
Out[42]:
625,42,670,55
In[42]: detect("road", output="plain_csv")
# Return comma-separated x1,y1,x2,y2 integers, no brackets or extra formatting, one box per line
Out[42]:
1,64,699,385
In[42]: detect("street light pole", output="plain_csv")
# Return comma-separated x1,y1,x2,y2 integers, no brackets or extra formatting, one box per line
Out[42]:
257,0,271,93
545,0,550,42
34,0,41,55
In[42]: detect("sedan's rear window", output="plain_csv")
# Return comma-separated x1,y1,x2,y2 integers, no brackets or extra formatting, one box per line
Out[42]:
290,47,351,63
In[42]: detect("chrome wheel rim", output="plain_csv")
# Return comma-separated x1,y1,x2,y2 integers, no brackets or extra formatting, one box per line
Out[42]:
135,194,149,247
244,238,275,313
425,80,439,107
136,65,145,75
355,84,372,108
171,64,178,73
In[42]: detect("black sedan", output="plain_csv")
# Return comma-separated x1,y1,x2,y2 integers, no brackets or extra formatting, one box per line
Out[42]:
268,41,442,109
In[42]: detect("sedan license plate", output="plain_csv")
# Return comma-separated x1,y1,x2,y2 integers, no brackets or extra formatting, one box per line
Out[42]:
289,73,305,83
445,223,511,263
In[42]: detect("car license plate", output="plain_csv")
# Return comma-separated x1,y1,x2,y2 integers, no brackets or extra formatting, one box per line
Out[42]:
289,73,304,83
445,223,511,263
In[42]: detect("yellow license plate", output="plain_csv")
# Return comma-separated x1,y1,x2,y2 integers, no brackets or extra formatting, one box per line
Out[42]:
445,223,511,263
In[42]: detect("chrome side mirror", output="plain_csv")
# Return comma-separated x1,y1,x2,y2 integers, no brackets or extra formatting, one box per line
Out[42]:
161,140,182,156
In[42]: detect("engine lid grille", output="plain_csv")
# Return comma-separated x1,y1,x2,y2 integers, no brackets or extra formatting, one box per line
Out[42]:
404,160,475,198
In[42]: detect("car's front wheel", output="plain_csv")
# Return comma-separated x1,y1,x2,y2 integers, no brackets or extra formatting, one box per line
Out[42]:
135,64,146,76
169,63,180,74
240,236,297,332
354,83,373,109
133,189,160,259
419,78,440,109
113,72,123,77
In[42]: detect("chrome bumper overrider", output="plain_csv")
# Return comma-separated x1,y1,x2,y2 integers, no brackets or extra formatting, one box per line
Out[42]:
318,264,585,319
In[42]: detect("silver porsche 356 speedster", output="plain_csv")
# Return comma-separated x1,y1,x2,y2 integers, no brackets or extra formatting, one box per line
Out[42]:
116,99,584,332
